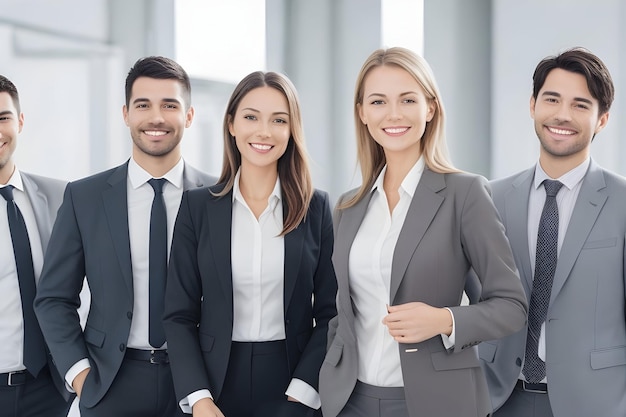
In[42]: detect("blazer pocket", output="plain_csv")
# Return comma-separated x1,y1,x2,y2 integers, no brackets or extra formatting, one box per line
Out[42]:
431,346,480,371
84,326,105,348
478,340,497,363
324,342,343,367
590,345,626,370
582,237,617,250
199,332,215,352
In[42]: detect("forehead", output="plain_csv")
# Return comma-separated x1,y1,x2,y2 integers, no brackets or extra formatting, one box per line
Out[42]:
363,65,422,93
129,77,185,101
237,86,288,111
540,68,594,100
0,91,18,112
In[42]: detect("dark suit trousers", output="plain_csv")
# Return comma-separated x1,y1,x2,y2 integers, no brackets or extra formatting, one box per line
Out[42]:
0,365,70,417
495,384,553,417
337,381,409,417
217,340,317,417
78,351,183,417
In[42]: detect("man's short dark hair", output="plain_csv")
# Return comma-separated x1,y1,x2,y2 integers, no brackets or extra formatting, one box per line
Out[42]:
0,75,21,114
125,56,191,109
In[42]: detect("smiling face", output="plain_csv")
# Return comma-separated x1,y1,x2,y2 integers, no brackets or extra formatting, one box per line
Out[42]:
0,92,23,183
123,76,194,168
358,65,435,163
531,68,608,171
228,86,291,174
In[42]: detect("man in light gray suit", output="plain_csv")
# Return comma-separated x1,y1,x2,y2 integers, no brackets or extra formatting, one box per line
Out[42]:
34,57,216,417
472,48,626,417
0,75,71,416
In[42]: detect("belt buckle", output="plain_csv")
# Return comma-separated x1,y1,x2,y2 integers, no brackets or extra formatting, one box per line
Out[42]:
149,349,168,365
522,380,547,394
7,371,24,386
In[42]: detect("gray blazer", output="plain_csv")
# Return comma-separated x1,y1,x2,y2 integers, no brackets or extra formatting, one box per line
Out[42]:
319,169,528,417
33,161,216,408
21,172,69,400
474,159,626,416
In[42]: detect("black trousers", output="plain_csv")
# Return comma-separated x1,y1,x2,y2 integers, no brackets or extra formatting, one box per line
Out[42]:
0,366,70,417
217,340,317,417
78,350,184,417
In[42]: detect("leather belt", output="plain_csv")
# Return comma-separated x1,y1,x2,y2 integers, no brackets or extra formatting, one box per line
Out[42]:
0,370,35,386
516,379,548,394
124,348,169,365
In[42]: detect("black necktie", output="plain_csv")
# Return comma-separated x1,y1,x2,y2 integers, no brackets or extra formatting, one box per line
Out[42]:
523,179,564,383
148,179,167,348
0,185,47,376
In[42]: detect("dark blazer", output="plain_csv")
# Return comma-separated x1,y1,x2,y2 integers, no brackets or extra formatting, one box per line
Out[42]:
21,172,70,401
472,159,626,417
319,169,528,417
33,161,215,408
162,184,337,404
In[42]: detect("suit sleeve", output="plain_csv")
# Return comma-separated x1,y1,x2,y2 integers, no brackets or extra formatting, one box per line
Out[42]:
34,183,89,377
290,192,338,389
163,191,213,401
449,176,528,352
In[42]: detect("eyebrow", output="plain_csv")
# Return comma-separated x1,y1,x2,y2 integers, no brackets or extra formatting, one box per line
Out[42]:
541,91,593,106
132,97,182,105
0,110,15,116
366,91,419,99
241,107,289,116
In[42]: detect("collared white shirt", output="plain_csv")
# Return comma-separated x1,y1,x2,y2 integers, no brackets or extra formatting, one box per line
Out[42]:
65,157,185,387
183,171,319,413
0,169,45,373
523,157,588,382
349,157,431,387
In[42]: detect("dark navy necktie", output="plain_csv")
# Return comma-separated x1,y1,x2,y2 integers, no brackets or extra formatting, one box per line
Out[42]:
1,185,47,376
523,179,563,383
148,179,167,348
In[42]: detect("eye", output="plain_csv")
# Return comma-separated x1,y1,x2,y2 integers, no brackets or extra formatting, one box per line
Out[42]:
274,118,288,124
574,103,589,110
163,103,177,109
244,114,257,121
544,97,558,103
0,116,10,121
402,98,416,104
370,99,385,105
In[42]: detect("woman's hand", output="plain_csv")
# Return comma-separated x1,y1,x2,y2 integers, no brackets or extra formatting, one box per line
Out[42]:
382,302,452,343
192,398,225,417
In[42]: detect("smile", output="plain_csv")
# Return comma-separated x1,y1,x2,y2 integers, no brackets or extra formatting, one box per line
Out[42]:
384,127,409,134
144,130,168,137
547,126,576,136
250,143,273,151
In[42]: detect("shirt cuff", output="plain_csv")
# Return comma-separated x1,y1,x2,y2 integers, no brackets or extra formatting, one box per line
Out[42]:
285,378,320,410
181,389,213,414
440,307,456,349
65,358,91,393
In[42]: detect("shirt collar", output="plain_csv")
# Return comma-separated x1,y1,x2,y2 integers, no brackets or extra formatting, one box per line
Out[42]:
1,167,25,192
534,157,590,191
128,157,185,190
371,156,425,198
233,169,282,210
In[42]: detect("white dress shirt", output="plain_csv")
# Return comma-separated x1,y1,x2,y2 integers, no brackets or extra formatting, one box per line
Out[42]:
523,157,588,383
0,169,45,373
182,171,319,413
349,158,456,387
65,157,185,387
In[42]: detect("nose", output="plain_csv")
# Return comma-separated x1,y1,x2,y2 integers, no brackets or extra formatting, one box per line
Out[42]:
257,121,271,138
387,102,402,121
148,107,166,124
554,103,573,122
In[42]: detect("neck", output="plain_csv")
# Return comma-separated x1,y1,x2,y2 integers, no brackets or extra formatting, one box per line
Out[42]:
383,150,420,191
239,164,278,202
132,148,181,178
0,161,15,185
539,150,588,179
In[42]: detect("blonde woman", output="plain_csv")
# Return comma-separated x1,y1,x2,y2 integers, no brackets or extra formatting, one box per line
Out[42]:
319,47,527,417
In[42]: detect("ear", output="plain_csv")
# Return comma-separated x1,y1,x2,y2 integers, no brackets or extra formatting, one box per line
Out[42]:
122,105,129,126
594,111,609,134
185,106,195,128
426,99,436,122
228,115,235,137
529,95,536,119
17,112,24,133
357,103,367,125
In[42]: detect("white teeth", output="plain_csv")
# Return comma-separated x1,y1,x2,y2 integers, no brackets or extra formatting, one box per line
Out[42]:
384,127,408,134
251,143,272,150
548,127,575,135
144,131,167,136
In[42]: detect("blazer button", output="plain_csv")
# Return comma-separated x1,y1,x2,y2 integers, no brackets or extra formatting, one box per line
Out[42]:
127,311,132,320
119,343,126,352
516,357,522,367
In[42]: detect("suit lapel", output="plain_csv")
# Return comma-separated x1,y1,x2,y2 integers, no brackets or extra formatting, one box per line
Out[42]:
21,174,52,252
505,169,534,295
283,203,304,313
550,161,606,304
206,187,234,320
390,169,444,303
102,163,134,294
182,163,207,190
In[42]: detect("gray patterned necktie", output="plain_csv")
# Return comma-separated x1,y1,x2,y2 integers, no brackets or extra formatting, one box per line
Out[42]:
523,179,563,383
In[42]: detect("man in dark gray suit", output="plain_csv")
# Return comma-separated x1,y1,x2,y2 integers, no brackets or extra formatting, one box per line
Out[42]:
472,48,626,417
0,75,71,416
34,57,216,417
